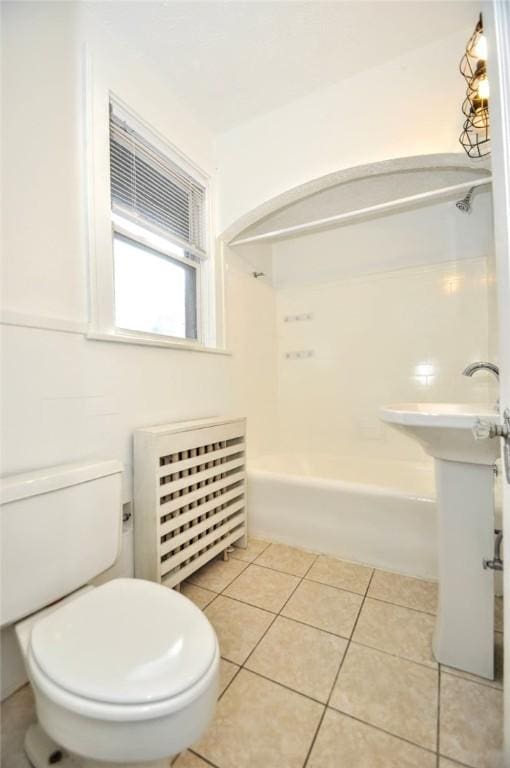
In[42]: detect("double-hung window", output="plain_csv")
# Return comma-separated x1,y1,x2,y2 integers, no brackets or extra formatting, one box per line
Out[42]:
107,100,209,344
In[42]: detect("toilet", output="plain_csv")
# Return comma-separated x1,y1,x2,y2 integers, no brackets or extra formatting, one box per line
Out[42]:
0,460,219,767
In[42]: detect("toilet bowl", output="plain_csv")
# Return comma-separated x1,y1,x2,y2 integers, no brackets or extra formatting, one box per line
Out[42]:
2,461,221,767
17,578,219,766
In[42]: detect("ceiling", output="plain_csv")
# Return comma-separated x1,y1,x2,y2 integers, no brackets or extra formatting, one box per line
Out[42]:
84,0,479,134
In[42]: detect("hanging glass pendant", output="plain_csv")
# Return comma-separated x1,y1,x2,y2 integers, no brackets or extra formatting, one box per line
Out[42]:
459,14,490,159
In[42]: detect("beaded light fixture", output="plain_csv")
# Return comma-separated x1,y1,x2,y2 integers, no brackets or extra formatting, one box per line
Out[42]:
459,13,490,158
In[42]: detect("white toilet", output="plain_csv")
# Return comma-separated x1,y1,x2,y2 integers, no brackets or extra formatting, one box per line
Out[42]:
0,460,220,767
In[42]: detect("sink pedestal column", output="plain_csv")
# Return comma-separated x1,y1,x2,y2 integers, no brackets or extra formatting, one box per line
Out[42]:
433,458,495,679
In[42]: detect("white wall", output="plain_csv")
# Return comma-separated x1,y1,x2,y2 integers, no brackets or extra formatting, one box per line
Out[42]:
272,192,494,287
0,2,278,699
1,0,278,487
216,27,473,232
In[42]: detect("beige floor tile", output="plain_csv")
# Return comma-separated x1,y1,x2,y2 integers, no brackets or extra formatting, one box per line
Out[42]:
205,595,274,664
254,542,316,577
330,643,438,751
307,555,373,595
353,597,437,668
442,632,503,690
495,597,503,632
307,709,437,768
368,570,437,615
1,685,35,768
224,564,299,612
246,616,347,702
173,752,210,767
180,582,217,609
219,658,239,696
440,673,504,768
282,579,362,637
438,760,465,767
193,669,323,768
231,538,270,563
187,557,247,592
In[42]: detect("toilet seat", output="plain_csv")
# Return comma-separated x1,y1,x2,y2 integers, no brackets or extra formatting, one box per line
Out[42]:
28,578,219,718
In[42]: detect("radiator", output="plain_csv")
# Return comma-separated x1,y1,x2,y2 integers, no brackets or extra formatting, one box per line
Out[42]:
134,417,247,588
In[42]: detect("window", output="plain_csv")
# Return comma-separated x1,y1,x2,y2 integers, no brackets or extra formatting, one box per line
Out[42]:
109,102,205,342
95,99,212,345
86,77,226,352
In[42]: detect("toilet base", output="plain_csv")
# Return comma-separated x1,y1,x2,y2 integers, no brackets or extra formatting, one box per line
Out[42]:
25,724,171,768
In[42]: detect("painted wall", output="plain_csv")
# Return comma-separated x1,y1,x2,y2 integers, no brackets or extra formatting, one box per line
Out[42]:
0,2,278,699
216,27,474,232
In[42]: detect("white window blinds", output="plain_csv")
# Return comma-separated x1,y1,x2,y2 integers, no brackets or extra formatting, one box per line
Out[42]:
109,105,207,256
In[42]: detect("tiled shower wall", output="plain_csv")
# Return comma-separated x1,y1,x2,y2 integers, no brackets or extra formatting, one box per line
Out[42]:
269,192,496,462
276,257,491,462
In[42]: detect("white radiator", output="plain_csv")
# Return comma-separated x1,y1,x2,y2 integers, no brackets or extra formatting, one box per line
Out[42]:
134,417,247,588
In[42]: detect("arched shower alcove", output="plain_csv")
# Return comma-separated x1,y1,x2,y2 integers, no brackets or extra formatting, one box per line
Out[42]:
222,153,496,579
221,153,491,247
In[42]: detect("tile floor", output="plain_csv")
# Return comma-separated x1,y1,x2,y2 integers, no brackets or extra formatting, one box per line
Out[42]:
1,540,504,768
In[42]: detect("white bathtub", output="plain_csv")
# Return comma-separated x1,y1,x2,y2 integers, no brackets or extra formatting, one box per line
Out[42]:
247,453,437,579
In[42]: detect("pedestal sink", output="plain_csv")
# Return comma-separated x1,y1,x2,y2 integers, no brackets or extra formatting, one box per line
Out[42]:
380,403,499,679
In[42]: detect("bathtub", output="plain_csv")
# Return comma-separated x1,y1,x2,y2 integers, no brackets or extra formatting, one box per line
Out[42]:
247,453,437,579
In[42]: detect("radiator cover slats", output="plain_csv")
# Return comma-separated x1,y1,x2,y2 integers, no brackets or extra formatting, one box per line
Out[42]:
157,443,243,478
134,417,247,588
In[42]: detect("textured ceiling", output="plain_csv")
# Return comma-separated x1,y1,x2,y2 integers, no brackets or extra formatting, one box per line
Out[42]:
84,0,479,133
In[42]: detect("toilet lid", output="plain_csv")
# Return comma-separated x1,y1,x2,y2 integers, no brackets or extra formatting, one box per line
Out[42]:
29,578,217,705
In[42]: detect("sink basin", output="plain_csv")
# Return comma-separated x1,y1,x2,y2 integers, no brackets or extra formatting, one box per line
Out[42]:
380,403,500,464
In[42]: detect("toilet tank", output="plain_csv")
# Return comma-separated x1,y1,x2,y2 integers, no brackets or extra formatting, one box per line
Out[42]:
0,460,123,627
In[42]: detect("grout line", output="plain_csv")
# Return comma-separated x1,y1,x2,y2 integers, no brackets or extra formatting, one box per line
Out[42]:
229,539,272,563
323,709,439,759
186,557,251,593
187,550,440,614
203,590,373,649
240,667,327,707
204,591,277,616
228,560,371,597
202,591,495,684
193,550,322,764
241,554,320,669
232,559,315,580
347,638,438,672
187,749,222,768
217,659,242,702
302,568,375,767
303,575,377,600
436,754,480,768
360,592,437,617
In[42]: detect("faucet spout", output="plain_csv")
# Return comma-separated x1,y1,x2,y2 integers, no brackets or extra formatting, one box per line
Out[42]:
462,361,500,380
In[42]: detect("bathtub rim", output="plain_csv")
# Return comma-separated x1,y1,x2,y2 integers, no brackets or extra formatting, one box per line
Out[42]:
247,464,436,504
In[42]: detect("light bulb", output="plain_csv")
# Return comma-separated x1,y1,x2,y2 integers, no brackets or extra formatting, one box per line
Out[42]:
478,76,490,100
474,33,488,60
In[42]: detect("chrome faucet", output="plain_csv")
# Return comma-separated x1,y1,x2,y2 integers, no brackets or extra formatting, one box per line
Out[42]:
462,361,500,380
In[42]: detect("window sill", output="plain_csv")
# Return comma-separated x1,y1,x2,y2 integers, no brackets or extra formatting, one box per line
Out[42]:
87,328,231,355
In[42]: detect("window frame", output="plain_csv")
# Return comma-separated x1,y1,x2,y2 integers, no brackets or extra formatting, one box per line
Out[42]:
85,70,226,354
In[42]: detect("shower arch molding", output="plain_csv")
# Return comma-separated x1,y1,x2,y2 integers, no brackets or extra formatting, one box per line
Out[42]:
221,153,491,246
